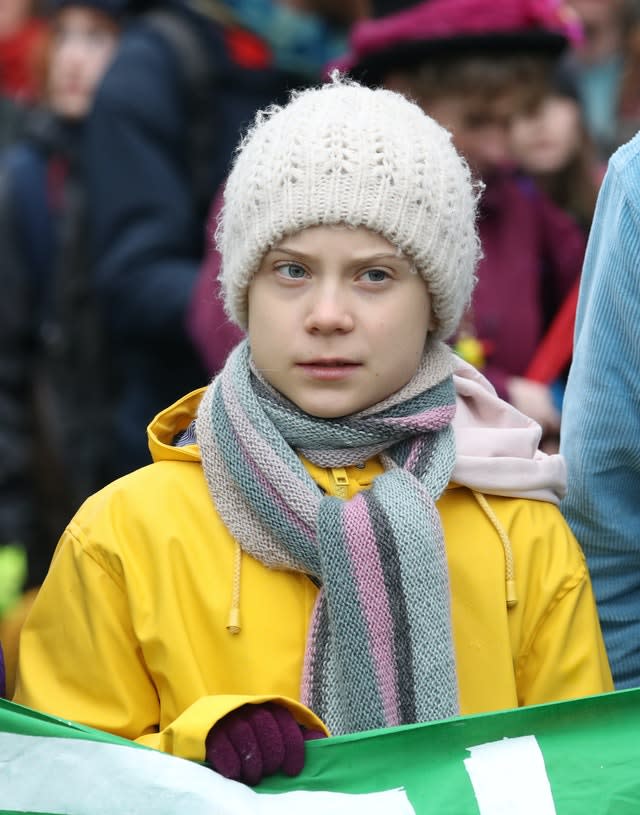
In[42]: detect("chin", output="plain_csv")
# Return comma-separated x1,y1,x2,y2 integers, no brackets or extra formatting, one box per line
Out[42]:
56,95,90,120
303,407,349,420
297,400,356,419
301,398,374,419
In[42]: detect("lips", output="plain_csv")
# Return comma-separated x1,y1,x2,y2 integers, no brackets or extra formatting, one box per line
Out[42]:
297,359,361,381
301,359,357,366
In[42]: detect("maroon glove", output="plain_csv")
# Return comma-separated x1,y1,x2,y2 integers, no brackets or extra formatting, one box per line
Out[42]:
205,703,324,786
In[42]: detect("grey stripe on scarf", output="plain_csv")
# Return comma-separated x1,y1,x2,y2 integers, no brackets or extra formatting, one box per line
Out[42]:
196,338,460,733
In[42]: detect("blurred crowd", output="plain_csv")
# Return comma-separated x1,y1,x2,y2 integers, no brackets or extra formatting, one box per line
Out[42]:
0,0,638,697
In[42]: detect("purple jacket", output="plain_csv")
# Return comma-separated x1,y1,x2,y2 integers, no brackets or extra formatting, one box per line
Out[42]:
187,192,244,377
469,173,585,398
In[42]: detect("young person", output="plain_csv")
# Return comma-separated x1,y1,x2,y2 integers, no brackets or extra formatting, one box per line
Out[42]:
565,0,640,159
0,0,48,105
13,79,612,787
508,57,605,447
0,0,124,698
510,58,604,234
335,0,587,448
84,0,365,480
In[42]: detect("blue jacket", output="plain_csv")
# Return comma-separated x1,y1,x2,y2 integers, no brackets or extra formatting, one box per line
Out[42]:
560,131,640,688
85,1,309,475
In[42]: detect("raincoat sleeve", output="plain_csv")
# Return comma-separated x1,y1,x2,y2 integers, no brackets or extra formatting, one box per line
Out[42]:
13,524,326,762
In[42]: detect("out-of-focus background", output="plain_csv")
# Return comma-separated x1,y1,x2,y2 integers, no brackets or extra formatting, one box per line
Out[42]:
0,0,636,696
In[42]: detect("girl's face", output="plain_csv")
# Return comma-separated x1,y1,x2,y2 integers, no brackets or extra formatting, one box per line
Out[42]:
47,6,119,120
510,95,583,175
247,225,433,419
421,92,523,181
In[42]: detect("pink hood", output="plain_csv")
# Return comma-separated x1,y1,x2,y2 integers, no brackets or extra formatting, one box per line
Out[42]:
452,358,566,505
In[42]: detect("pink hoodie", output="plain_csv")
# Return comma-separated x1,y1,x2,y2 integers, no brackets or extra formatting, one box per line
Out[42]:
452,357,566,505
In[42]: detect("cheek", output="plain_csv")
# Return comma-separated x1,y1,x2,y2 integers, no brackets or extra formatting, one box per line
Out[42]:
85,47,114,87
374,297,430,363
405,285,434,338
247,287,283,354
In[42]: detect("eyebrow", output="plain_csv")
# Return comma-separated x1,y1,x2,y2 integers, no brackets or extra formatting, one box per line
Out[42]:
269,246,409,263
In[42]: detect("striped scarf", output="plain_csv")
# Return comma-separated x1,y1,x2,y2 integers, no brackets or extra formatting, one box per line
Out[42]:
195,339,460,734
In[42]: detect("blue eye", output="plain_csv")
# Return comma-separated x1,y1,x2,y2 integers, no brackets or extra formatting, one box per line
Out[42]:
362,268,389,283
277,263,307,279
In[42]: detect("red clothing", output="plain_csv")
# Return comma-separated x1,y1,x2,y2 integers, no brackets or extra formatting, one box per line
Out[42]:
468,173,585,398
0,19,48,103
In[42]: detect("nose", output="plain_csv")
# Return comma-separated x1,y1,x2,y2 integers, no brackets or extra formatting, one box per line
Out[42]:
479,125,513,171
59,38,88,73
304,284,354,335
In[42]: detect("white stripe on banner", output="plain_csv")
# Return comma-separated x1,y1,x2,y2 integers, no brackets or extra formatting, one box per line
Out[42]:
0,732,415,815
463,735,557,815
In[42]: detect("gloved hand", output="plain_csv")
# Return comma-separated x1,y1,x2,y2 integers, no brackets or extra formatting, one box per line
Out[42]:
205,702,324,786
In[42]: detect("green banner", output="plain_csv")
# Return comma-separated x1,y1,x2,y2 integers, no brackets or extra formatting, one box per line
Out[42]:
265,687,640,812
2,689,640,814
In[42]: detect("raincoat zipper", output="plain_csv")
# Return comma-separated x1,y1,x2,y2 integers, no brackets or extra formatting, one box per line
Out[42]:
331,467,350,499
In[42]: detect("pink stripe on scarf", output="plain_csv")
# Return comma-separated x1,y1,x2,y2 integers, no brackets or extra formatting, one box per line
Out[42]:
343,493,400,725
404,437,425,472
380,404,456,431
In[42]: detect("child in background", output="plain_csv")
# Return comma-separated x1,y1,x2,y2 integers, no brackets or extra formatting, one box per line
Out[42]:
510,58,604,233
14,78,611,787
565,0,640,159
0,0,48,104
0,0,125,698
336,0,587,448
509,57,605,442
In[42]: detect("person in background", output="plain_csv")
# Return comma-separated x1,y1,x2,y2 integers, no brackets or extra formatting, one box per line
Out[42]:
561,130,640,690
0,0,49,151
14,78,611,788
565,0,640,158
85,0,366,481
0,0,124,699
0,0,48,104
0,90,28,151
508,57,605,443
336,0,588,449
510,57,604,234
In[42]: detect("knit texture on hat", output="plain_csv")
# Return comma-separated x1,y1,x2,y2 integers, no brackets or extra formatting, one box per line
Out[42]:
217,77,482,340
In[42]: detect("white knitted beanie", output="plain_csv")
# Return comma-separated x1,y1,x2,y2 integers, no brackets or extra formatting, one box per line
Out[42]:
217,76,482,339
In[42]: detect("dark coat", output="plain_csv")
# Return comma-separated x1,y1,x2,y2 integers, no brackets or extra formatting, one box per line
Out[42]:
85,0,309,475
0,112,108,586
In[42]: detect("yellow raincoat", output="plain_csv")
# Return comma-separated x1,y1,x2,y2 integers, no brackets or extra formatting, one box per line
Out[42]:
14,390,612,761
